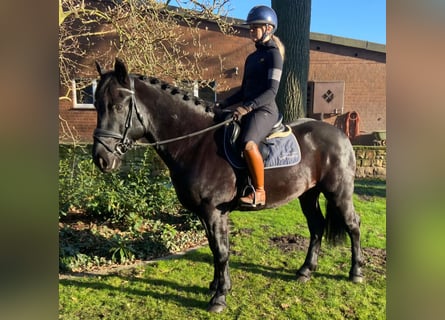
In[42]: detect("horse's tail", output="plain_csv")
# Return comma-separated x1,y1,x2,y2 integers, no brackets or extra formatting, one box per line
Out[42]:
324,199,348,245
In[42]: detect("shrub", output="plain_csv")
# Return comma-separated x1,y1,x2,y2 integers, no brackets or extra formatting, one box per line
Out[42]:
59,145,183,224
59,144,205,272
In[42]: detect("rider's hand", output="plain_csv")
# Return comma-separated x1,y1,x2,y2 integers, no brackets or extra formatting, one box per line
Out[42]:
214,101,226,109
233,105,252,121
213,101,231,121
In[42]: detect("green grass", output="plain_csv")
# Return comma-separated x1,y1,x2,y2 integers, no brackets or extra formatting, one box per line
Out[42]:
59,179,386,319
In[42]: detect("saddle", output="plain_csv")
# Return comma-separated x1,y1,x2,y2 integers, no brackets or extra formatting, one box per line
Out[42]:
228,114,287,145
223,114,301,170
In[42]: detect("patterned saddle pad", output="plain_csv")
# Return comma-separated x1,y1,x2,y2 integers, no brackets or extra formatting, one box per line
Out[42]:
223,122,301,170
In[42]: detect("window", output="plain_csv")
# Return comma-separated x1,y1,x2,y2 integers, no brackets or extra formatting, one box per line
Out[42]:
179,80,199,98
72,78,97,109
179,80,217,102
199,81,217,102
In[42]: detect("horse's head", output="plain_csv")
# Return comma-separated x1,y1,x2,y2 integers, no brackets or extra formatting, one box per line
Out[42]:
92,58,146,172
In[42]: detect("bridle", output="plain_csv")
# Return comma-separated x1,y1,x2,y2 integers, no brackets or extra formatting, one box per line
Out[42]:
94,75,233,156
93,76,146,156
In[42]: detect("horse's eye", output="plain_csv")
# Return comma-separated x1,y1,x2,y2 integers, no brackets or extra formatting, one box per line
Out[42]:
114,104,123,112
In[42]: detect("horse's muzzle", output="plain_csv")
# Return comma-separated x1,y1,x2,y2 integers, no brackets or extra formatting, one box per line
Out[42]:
92,143,122,173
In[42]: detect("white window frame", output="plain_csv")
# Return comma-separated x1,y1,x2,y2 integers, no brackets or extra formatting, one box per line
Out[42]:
179,80,199,97
72,78,97,109
180,80,217,102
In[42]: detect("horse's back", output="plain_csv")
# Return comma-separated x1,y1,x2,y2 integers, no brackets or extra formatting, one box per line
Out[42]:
291,118,356,187
290,118,353,156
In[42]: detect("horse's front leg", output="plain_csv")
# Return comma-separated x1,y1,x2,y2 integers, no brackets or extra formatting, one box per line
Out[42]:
201,210,231,313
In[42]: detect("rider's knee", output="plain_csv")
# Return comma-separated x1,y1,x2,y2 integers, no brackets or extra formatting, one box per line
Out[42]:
244,140,256,151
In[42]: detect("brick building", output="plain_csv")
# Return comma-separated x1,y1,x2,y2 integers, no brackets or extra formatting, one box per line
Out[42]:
59,16,385,144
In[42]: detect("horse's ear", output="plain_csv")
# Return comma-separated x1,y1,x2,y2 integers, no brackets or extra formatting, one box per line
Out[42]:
114,58,128,85
95,61,104,77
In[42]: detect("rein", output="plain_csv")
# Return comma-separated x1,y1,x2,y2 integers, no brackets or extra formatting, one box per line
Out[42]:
145,118,233,148
94,76,233,155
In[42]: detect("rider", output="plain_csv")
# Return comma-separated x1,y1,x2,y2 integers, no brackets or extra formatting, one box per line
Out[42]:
217,6,285,208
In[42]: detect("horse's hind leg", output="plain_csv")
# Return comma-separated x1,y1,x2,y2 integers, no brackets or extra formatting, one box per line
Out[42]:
325,186,364,283
342,200,364,283
296,188,325,282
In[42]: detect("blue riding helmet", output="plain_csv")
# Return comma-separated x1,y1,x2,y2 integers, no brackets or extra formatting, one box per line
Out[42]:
245,5,278,33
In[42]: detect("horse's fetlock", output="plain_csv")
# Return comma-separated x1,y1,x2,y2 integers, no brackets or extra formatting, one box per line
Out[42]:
297,266,312,278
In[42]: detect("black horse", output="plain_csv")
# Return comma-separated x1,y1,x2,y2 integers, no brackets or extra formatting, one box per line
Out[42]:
92,59,363,313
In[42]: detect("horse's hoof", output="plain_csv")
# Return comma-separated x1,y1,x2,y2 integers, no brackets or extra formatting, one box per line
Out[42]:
207,294,226,313
350,275,364,283
296,269,312,283
207,303,226,313
296,274,311,283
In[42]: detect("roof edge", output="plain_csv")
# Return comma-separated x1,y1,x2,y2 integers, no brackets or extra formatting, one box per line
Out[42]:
225,17,386,53
168,6,386,53
309,32,386,53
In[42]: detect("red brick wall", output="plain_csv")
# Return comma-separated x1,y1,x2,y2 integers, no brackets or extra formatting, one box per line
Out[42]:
308,40,386,133
182,23,253,97
59,21,385,142
59,96,97,142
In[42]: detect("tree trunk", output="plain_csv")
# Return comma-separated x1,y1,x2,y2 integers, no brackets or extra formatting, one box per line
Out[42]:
272,0,311,122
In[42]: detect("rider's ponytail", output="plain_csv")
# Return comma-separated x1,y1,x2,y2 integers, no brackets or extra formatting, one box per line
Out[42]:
272,35,285,61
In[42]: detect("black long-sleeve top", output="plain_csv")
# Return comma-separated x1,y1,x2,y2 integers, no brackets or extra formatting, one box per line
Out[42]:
223,38,283,113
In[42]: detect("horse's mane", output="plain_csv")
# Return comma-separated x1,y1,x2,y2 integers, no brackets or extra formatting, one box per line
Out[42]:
133,74,215,116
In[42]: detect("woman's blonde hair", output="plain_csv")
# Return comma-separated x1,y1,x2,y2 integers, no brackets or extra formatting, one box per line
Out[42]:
272,35,285,61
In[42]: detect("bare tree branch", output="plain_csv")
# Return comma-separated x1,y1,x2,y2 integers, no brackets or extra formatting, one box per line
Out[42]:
59,0,237,141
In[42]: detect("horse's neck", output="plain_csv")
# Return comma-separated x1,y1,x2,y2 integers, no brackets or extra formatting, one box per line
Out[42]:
139,77,213,135
139,77,215,167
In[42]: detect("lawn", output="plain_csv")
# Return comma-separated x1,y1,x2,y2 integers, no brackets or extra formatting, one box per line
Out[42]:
59,178,386,319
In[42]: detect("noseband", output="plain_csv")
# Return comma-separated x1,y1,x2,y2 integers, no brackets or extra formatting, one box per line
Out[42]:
94,77,146,156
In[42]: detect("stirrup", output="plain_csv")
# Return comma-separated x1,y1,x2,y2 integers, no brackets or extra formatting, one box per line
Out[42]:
239,189,266,208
